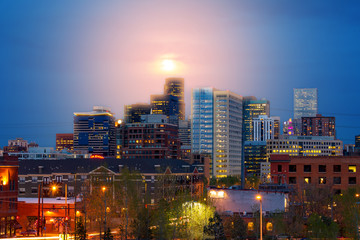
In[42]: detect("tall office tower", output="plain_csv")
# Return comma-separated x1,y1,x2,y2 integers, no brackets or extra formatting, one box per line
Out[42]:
191,88,243,178
73,106,116,156
243,97,270,141
124,103,151,123
150,94,180,124
301,114,335,137
253,115,280,141
179,119,191,146
293,88,318,119
244,141,267,176
55,133,74,151
164,78,185,120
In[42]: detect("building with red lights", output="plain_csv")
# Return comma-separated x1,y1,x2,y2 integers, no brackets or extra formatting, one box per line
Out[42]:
270,154,360,192
56,134,74,151
301,114,336,137
0,154,19,237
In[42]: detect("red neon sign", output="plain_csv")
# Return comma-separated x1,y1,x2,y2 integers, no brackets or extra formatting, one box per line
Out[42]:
90,154,104,159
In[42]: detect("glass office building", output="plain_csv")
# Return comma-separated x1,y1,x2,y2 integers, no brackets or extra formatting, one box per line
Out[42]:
191,88,214,156
294,88,318,119
243,98,270,141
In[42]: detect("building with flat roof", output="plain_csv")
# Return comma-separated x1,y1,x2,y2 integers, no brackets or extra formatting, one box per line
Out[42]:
116,115,180,159
243,97,270,142
301,114,335,137
124,103,151,123
73,106,116,157
267,135,343,159
270,154,360,192
294,88,318,119
253,115,280,141
56,133,73,151
192,88,243,178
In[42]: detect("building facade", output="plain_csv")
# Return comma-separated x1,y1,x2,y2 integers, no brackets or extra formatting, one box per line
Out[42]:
293,88,318,119
243,97,270,142
191,88,243,177
355,135,360,149
164,77,185,120
73,106,116,157
124,103,151,124
0,154,19,237
150,94,180,124
4,138,28,153
267,136,343,159
116,115,180,159
179,119,191,146
244,141,267,176
56,134,74,151
270,154,360,192
301,114,335,137
253,115,280,141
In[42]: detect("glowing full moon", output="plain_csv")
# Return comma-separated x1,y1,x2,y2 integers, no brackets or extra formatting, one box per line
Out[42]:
161,59,175,71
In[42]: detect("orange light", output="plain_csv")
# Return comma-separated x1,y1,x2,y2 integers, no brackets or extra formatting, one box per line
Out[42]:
52,186,57,191
356,194,360,198
256,195,262,200
102,187,106,192
90,154,104,159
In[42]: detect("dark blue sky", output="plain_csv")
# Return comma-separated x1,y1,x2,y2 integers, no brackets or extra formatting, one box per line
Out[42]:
1,1,360,147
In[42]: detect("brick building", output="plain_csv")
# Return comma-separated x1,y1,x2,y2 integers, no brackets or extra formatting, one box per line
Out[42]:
0,154,19,237
56,134,74,151
116,115,180,159
301,114,336,137
270,154,360,192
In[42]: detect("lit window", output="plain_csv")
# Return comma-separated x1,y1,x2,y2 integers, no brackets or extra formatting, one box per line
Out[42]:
349,165,356,173
248,222,254,231
266,222,273,232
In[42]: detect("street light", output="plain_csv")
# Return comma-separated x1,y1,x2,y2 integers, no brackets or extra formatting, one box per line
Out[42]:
256,194,263,240
356,193,360,240
103,187,107,239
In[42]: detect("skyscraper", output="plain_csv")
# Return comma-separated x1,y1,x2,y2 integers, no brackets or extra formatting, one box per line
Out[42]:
124,103,151,123
73,106,116,156
164,77,185,120
56,133,74,151
243,97,270,141
191,88,243,178
150,94,180,124
293,88,318,119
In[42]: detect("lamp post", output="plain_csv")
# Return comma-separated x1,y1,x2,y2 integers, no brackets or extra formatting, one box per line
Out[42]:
102,186,107,239
356,194,360,240
256,194,263,240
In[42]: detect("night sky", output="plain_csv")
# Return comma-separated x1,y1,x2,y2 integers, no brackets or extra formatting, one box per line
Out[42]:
1,1,360,147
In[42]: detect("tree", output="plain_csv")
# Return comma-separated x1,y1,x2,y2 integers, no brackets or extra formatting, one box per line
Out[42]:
130,206,152,240
75,216,87,240
204,212,226,240
209,176,240,188
223,214,247,239
306,213,339,239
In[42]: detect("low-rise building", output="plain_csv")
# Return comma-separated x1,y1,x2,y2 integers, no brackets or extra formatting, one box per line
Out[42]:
0,154,19,237
270,154,360,192
266,135,343,159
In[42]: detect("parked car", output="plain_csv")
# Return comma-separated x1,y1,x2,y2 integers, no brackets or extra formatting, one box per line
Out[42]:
20,229,37,236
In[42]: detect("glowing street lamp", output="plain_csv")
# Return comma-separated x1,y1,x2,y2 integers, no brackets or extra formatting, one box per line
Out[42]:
256,194,263,240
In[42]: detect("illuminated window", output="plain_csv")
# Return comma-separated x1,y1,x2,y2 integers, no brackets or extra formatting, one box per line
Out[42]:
349,165,356,173
319,177,326,184
304,177,311,184
248,222,254,231
266,222,273,232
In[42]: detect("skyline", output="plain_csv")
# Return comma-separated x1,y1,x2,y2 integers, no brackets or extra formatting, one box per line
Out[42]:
1,1,360,146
